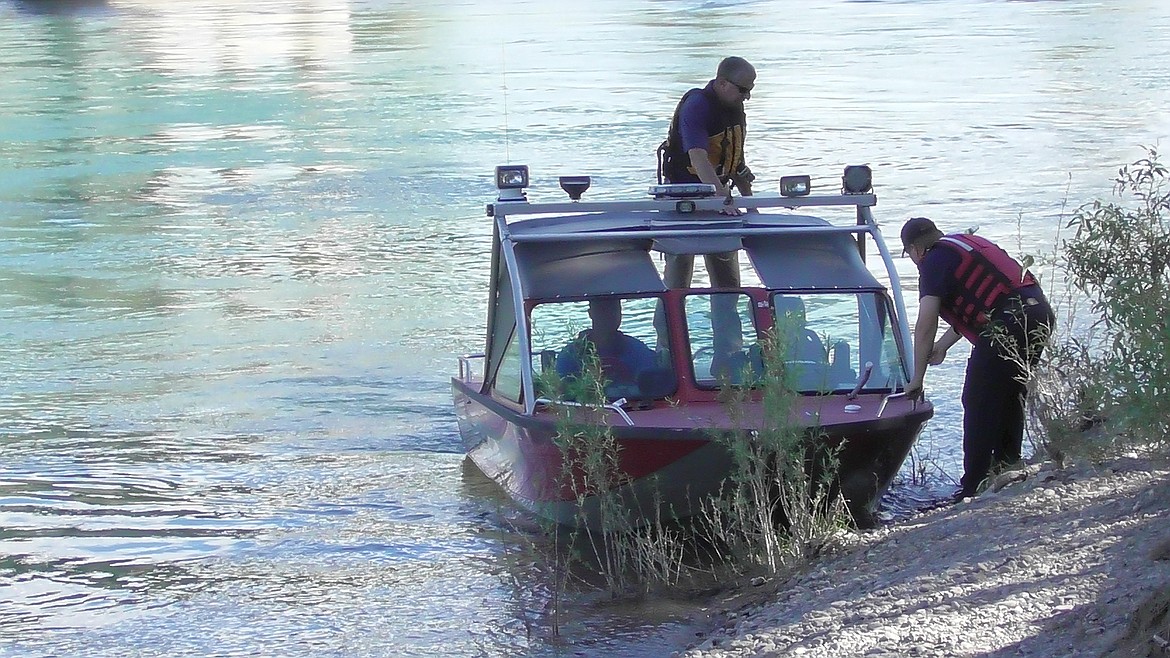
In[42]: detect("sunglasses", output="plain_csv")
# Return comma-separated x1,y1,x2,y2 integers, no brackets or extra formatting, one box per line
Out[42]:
726,80,753,95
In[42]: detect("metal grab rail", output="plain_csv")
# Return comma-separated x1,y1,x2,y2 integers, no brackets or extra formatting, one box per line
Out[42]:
534,397,635,426
877,392,916,418
457,353,486,382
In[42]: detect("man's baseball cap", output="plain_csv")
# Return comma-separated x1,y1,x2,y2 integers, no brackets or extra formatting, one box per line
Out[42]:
900,217,941,254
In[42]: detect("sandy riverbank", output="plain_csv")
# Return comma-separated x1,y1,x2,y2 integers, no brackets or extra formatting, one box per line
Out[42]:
676,456,1170,657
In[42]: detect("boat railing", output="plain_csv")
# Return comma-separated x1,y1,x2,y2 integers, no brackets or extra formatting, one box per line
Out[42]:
458,353,486,382
488,192,876,219
534,397,636,426
877,392,917,417
503,223,874,244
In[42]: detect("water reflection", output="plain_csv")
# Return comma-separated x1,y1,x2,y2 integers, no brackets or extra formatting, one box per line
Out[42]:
114,0,354,79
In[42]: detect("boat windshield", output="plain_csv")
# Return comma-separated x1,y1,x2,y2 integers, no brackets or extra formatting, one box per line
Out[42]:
686,290,908,394
684,292,760,386
529,296,677,402
775,291,906,393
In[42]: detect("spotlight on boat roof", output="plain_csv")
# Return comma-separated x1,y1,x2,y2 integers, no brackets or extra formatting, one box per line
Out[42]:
646,183,718,199
779,175,811,197
558,176,591,201
495,165,529,202
842,165,873,195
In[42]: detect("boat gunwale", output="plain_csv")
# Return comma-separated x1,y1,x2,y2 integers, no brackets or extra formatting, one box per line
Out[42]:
452,376,933,435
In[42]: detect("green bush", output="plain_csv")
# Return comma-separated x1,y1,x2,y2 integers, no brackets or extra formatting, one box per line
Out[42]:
1051,148,1170,452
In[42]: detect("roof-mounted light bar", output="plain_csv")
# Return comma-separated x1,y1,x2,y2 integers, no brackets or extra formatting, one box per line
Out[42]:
647,183,718,199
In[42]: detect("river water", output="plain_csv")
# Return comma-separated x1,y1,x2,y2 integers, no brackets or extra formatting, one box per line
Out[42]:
1,0,1168,655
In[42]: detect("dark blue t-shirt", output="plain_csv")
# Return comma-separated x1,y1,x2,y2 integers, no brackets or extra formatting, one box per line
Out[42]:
678,82,720,154
918,244,962,301
555,331,657,384
667,82,747,185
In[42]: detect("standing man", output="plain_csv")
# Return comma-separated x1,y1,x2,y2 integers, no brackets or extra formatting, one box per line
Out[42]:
656,57,756,375
901,217,1055,500
657,55,757,288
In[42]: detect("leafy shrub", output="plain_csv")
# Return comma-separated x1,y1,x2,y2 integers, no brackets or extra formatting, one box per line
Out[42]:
1036,148,1170,456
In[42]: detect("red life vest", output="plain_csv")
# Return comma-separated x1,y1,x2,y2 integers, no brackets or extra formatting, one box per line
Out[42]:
932,234,1038,342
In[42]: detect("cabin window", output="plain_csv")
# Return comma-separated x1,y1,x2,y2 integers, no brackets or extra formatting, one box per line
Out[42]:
494,329,524,402
684,292,759,387
529,296,677,402
768,292,907,393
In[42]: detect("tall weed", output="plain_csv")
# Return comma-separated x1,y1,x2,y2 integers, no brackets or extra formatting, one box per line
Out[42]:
536,320,852,597
700,325,850,574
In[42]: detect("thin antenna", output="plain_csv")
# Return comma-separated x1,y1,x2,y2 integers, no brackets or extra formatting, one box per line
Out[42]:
501,44,510,163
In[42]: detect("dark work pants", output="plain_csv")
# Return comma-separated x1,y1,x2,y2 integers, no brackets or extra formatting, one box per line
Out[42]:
959,293,1055,496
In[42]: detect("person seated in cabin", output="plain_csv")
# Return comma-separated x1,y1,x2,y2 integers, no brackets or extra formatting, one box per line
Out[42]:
774,295,826,362
556,298,658,397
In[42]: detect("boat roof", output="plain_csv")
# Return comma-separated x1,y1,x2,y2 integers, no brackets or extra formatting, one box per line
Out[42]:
490,193,888,299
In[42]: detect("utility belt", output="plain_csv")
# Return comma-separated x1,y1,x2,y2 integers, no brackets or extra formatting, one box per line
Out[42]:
1020,284,1046,307
994,285,1047,314
1008,296,1044,310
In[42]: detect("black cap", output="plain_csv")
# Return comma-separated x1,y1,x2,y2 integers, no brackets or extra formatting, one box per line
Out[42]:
900,217,940,254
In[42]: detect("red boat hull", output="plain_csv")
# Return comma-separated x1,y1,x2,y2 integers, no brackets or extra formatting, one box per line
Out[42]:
454,378,933,530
